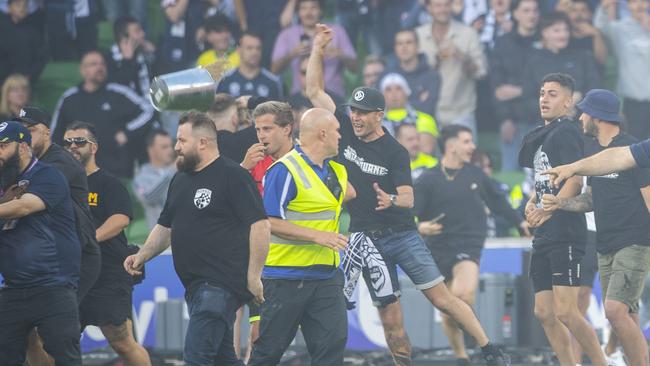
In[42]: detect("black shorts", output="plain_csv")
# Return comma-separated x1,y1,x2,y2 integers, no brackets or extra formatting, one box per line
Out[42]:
580,231,598,287
79,280,133,329
428,241,483,280
530,243,585,293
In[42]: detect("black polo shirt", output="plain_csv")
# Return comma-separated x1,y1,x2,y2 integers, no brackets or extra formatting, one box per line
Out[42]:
587,133,650,254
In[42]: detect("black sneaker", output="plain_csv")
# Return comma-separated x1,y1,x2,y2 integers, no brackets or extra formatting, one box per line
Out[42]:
457,358,472,366
482,347,511,366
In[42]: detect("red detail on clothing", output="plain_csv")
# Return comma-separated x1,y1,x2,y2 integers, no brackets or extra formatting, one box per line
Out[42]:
250,155,275,196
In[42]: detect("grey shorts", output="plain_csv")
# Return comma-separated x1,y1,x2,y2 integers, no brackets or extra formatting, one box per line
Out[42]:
598,244,650,313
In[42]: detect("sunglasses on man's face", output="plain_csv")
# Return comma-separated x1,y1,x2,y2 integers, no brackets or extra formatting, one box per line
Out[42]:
63,137,95,148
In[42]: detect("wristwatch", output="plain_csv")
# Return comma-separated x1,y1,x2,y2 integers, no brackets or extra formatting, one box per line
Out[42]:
389,194,398,206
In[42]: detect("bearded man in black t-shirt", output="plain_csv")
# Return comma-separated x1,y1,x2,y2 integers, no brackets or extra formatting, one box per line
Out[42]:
519,73,607,366
63,121,152,366
124,111,270,366
306,23,510,366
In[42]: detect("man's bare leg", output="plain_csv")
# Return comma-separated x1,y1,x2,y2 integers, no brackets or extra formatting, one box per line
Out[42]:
100,319,151,366
605,300,649,366
440,261,480,361
378,299,412,365
571,285,592,364
553,286,607,366
534,290,575,366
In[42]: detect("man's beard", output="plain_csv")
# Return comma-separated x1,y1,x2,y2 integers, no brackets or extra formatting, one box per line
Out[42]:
176,151,200,172
0,146,22,190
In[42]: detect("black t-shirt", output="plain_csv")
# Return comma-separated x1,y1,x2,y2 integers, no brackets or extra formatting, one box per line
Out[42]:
586,133,650,253
526,118,587,248
41,143,100,257
87,169,134,282
158,157,267,302
217,126,259,163
414,164,522,247
334,107,416,232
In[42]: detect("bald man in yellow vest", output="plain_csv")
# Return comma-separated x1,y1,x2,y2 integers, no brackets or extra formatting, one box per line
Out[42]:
248,108,356,366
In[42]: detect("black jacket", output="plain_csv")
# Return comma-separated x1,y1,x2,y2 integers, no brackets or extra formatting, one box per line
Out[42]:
0,10,47,84
489,31,539,123
51,82,155,178
106,44,152,98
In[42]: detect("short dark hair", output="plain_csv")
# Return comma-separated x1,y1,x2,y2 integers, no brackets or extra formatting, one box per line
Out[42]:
204,13,233,34
113,15,139,42
572,0,595,12
539,11,571,31
510,0,539,13
66,121,98,141
438,124,472,154
394,123,417,140
179,110,218,138
209,93,236,115
145,129,170,148
296,0,322,10
238,31,262,46
80,49,104,63
395,28,419,44
541,72,575,94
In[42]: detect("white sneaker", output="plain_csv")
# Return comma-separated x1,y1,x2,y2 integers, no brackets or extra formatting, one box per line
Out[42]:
606,349,627,366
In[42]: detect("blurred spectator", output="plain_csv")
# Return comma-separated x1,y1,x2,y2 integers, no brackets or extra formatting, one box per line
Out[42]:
567,0,608,65
395,123,438,181
0,74,30,120
471,150,517,237
208,93,257,162
132,129,176,229
416,0,487,131
51,50,155,178
156,0,204,74
288,57,344,112
106,16,155,98
204,0,237,21
235,0,293,68
374,0,418,54
100,0,147,33
595,0,650,140
478,0,513,51
361,54,385,87
45,0,99,61
216,32,284,100
402,0,432,29
336,0,381,55
197,12,239,69
0,0,46,84
490,0,540,171
381,73,439,155
271,0,357,98
520,11,601,125
386,29,441,117
460,0,489,25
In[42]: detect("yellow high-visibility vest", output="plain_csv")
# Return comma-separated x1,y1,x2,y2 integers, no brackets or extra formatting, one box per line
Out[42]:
266,149,347,271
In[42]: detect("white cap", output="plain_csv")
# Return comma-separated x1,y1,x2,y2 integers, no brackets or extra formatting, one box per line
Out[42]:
380,73,412,97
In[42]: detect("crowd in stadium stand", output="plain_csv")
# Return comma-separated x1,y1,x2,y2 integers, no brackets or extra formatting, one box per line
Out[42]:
0,0,649,237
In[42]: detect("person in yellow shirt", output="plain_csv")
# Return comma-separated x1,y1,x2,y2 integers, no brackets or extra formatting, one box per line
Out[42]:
380,72,439,155
196,13,240,70
395,124,438,181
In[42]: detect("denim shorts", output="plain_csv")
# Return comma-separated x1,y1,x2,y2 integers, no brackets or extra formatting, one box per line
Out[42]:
373,230,445,290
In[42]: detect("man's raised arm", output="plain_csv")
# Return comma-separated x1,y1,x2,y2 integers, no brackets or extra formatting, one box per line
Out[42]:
305,23,336,113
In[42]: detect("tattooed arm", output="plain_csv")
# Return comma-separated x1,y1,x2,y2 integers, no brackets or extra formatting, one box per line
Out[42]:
541,186,593,213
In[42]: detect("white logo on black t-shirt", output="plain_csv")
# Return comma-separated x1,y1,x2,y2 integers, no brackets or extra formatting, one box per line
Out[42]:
354,90,365,101
194,188,212,209
343,146,388,176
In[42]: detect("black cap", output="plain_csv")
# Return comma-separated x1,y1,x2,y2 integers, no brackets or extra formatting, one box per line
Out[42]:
0,121,32,145
15,106,51,127
344,87,385,112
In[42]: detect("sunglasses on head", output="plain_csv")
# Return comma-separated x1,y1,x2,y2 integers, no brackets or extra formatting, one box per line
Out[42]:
63,137,95,148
